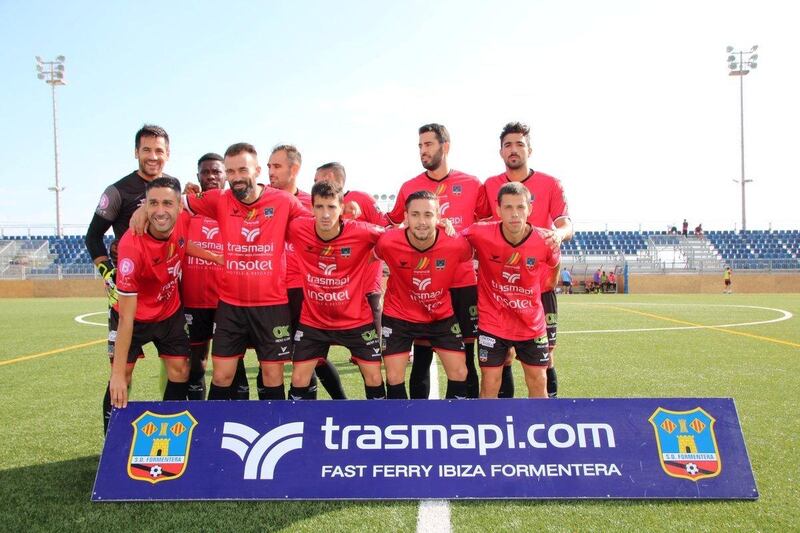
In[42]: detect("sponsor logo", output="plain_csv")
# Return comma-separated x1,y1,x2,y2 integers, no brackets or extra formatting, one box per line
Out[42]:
478,335,496,348
306,273,349,287
264,207,274,218
294,330,304,342
167,263,182,278
221,422,304,480
439,202,450,216
502,271,521,283
167,243,176,260
341,247,351,258
435,259,446,270
450,322,462,335
202,226,219,239
381,326,393,338
361,329,379,342
649,407,721,481
227,259,273,271
195,192,204,199
506,252,521,266
241,227,261,242
416,257,430,270
273,325,291,339
98,193,109,210
490,254,502,263
227,242,274,254
399,261,409,269
435,183,447,196
184,313,193,325
320,245,334,257
478,348,489,362
108,330,118,342
308,289,350,303
545,313,557,326
119,258,135,276
318,262,337,276
127,411,198,484
245,209,258,222
469,305,478,317
412,277,432,291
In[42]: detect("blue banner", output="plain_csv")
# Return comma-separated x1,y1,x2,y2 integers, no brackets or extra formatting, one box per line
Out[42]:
93,398,757,501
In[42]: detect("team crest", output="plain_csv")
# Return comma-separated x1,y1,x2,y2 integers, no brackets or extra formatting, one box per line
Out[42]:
435,259,446,270
649,407,721,481
341,247,351,258
178,237,185,248
264,207,274,218
452,184,462,196
526,257,536,269
128,410,198,484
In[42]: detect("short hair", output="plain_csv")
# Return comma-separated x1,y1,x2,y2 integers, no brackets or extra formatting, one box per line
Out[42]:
145,176,181,196
405,190,439,209
135,124,169,149
316,161,346,181
418,123,450,144
225,142,257,158
497,182,531,205
499,121,531,146
311,180,344,204
197,152,223,167
271,144,302,167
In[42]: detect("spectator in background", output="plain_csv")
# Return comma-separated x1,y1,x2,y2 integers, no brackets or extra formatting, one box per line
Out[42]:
694,223,704,238
593,268,601,293
682,219,688,236
561,268,573,294
601,271,609,293
669,225,678,235
723,266,733,294
608,271,617,292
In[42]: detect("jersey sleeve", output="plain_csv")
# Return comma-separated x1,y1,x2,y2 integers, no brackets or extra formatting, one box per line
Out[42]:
546,245,560,268
550,179,569,221
475,184,493,220
373,233,388,261
184,189,221,218
386,188,406,225
95,185,122,222
288,193,312,220
115,238,142,296
454,235,473,262
359,194,389,226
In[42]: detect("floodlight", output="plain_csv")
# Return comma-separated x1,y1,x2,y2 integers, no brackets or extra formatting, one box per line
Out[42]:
726,45,734,53
728,62,738,70
727,55,736,62
56,55,65,62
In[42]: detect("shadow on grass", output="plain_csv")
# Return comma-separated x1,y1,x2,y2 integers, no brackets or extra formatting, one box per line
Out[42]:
0,456,413,532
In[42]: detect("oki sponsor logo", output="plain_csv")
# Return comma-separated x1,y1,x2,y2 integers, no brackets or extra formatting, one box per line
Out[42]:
226,259,273,271
221,422,304,480
320,416,615,456
308,289,350,303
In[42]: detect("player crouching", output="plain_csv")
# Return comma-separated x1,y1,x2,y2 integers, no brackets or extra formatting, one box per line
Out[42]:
464,182,560,398
108,178,193,409
287,181,386,400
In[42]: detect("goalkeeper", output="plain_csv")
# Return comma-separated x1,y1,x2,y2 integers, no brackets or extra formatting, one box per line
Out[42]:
85,124,174,434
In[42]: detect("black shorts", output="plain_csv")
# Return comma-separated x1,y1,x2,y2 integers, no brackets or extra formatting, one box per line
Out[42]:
724,279,731,286
541,290,558,348
211,301,292,363
476,329,550,368
287,287,304,333
107,308,144,360
293,322,382,365
184,307,215,344
108,308,190,364
449,285,478,340
382,314,464,356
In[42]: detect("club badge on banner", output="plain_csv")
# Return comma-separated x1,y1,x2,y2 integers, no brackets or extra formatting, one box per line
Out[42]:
93,398,758,501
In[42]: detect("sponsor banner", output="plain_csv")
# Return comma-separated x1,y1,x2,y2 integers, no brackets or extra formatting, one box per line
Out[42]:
93,398,757,501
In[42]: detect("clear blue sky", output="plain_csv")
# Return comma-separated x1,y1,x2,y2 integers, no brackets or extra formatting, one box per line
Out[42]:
1,0,797,233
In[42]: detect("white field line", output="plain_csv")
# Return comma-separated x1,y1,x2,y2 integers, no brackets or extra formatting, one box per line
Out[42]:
416,358,451,533
75,311,107,326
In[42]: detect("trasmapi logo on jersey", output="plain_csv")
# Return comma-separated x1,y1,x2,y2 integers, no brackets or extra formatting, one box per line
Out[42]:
649,407,721,481
318,261,337,276
412,276,432,291
127,411,197,484
241,227,261,243
202,225,219,239
221,421,304,480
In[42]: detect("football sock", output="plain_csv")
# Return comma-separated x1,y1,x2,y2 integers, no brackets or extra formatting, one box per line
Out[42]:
387,382,408,399
365,382,386,399
288,385,314,400
498,365,515,398
187,369,206,400
315,360,346,399
445,379,468,399
409,345,433,399
256,368,269,400
262,384,286,400
547,367,558,398
163,380,189,401
102,383,112,434
233,358,249,400
208,383,232,400
464,342,479,398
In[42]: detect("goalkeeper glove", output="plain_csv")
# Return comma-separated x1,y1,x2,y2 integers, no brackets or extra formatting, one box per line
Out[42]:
96,259,118,307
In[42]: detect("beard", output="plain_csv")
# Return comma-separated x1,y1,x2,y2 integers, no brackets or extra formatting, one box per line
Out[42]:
421,148,444,171
231,181,253,201
504,155,526,170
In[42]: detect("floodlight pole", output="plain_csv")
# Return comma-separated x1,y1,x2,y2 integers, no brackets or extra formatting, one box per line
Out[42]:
36,56,66,237
727,46,757,232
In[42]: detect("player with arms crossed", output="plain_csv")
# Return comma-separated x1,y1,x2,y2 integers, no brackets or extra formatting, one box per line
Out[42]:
465,182,560,398
109,177,193,409
386,124,481,399
476,121,572,398
376,191,470,400
287,181,385,400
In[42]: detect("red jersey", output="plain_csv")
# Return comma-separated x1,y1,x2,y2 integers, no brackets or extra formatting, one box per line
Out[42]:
345,189,387,295
181,210,222,309
288,218,383,330
375,228,472,323
115,217,190,322
463,222,559,341
285,189,313,290
184,186,309,307
386,170,481,288
476,170,569,227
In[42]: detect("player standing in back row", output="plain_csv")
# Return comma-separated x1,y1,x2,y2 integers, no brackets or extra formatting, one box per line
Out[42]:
386,124,481,399
476,122,573,398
